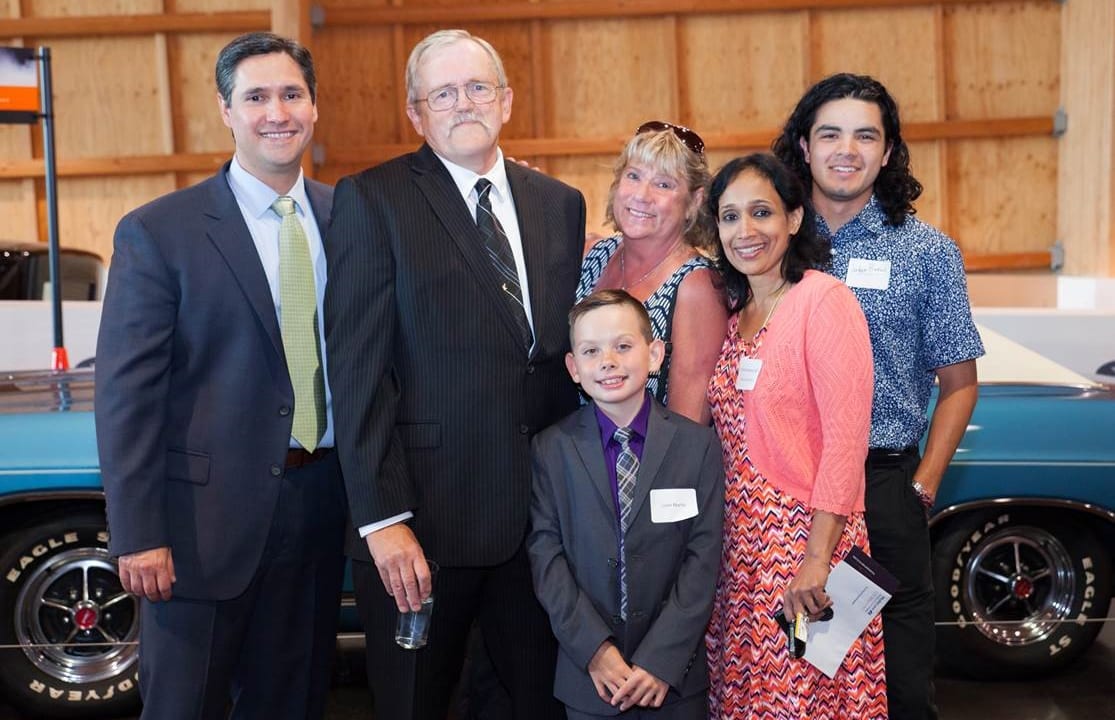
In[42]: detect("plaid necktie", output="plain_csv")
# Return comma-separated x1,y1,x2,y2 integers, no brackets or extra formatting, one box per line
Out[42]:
474,178,532,348
273,196,325,452
614,425,639,620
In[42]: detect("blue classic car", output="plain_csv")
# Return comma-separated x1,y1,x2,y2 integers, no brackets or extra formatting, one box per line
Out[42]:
923,329,1115,680
0,331,1113,718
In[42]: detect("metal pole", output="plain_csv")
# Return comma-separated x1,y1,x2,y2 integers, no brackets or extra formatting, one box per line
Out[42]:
38,45,68,371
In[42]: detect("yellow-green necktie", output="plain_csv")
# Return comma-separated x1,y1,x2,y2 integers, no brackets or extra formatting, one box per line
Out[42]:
273,196,325,452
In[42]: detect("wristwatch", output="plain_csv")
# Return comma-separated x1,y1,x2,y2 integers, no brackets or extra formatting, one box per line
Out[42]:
912,481,935,509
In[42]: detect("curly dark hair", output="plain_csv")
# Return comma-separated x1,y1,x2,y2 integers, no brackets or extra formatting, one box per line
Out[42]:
771,73,922,227
706,153,831,313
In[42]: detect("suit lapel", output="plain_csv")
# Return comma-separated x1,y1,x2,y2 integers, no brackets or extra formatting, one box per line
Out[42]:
627,403,676,531
203,167,284,360
306,178,331,237
409,145,530,349
506,162,548,357
568,406,616,515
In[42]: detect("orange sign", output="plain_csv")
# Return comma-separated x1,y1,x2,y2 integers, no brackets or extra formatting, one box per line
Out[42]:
0,47,39,114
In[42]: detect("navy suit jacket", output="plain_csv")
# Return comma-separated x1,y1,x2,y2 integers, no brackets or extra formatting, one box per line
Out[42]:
325,143,586,566
95,163,334,600
527,401,724,715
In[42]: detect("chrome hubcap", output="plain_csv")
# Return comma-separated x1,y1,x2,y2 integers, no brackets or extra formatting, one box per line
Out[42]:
963,526,1074,647
14,547,139,684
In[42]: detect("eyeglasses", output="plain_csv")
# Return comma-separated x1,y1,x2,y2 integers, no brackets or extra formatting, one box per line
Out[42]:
635,120,706,157
417,82,504,112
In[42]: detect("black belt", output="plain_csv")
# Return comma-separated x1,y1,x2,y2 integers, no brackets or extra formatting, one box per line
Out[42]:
285,447,333,468
866,445,919,466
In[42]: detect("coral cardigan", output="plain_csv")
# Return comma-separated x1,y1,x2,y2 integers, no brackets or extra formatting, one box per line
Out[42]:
739,270,873,515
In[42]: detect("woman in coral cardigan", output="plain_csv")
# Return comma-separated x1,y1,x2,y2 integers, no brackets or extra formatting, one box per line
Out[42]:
704,153,886,719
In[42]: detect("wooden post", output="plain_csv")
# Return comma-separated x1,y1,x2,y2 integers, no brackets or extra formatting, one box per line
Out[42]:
271,0,315,179
1058,0,1115,276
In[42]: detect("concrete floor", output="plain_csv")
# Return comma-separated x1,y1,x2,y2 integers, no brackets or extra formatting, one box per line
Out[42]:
934,612,1115,720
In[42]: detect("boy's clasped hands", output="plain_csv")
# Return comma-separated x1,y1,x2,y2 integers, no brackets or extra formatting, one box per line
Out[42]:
587,640,669,711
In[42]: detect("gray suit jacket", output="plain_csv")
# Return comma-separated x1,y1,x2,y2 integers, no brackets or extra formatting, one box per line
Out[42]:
527,400,724,715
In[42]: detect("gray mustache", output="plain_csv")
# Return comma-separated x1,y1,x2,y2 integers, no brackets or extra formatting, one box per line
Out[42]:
451,113,484,127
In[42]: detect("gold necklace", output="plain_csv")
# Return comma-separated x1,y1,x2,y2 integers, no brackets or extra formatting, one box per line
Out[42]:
741,281,789,339
620,239,683,290
759,282,789,327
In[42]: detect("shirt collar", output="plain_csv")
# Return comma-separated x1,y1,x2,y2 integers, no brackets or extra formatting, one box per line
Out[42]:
820,193,887,241
227,155,310,220
595,392,652,448
435,148,510,204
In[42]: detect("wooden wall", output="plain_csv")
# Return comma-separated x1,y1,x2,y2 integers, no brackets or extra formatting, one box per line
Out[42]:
0,0,271,259
0,0,1080,275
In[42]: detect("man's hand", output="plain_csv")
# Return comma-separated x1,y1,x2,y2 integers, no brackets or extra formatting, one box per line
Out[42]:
366,524,430,612
611,665,668,710
587,641,631,704
117,547,175,602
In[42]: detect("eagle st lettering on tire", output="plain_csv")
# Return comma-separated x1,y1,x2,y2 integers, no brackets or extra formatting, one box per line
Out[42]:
933,509,1112,679
0,512,141,719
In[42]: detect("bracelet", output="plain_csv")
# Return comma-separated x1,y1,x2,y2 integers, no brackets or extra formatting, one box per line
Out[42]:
912,481,935,508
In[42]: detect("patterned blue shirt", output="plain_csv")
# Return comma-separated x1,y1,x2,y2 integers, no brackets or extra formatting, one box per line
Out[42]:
819,195,984,449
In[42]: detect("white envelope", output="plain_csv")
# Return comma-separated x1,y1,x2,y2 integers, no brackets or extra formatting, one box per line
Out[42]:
649,488,698,523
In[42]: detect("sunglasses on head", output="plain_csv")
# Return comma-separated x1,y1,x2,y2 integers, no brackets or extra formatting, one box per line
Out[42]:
635,120,706,157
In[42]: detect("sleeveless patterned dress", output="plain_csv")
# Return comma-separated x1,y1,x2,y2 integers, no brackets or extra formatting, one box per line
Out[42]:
705,316,888,720
576,234,713,404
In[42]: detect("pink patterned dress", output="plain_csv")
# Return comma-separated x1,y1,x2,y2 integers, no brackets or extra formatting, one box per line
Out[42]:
705,318,887,720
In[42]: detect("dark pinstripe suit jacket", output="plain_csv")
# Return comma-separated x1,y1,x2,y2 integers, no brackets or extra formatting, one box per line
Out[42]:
324,143,587,566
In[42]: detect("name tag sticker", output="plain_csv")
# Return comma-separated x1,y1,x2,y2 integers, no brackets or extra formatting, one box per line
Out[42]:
735,358,762,391
845,258,891,290
650,488,698,523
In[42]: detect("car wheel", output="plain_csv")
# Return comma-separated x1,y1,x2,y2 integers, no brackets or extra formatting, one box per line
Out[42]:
933,509,1112,679
0,512,141,718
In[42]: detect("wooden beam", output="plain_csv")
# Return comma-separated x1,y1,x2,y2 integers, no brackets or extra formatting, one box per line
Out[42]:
0,115,1054,181
322,116,1055,166
271,0,310,43
903,117,1054,141
964,252,1053,273
1058,0,1115,277
0,12,269,39
0,153,229,179
316,0,1048,27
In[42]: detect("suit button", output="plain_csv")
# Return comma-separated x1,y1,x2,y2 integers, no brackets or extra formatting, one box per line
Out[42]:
612,615,623,624
279,406,291,416
526,364,535,374
519,424,529,435
607,558,618,568
270,465,282,477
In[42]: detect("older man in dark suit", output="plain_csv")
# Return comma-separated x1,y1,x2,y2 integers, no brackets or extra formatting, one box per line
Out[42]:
325,28,586,720
95,32,345,720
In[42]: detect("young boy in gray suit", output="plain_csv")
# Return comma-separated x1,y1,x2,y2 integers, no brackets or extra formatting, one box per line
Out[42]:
527,289,724,719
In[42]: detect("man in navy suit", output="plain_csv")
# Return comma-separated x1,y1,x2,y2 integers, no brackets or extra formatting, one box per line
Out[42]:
95,32,346,720
325,28,586,720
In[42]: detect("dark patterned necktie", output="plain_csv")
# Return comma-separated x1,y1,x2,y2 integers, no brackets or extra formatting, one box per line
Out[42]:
474,178,532,348
614,425,639,620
